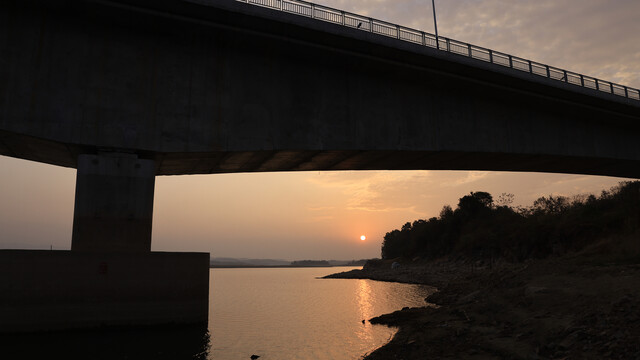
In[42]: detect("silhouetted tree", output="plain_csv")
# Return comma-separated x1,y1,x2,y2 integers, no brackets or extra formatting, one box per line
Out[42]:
379,182,639,262
457,191,493,215
531,195,568,214
496,193,515,207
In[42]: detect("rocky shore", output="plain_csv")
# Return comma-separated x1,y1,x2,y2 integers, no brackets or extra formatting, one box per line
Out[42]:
325,257,640,359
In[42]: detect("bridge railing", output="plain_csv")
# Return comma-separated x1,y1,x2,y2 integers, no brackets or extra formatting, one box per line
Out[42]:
237,0,640,102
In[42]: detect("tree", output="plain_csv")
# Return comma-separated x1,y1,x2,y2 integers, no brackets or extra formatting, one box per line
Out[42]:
457,191,494,215
439,205,453,219
532,195,568,214
381,229,403,259
496,193,515,207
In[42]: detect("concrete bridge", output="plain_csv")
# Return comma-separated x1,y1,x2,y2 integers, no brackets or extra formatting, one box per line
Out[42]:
1,0,639,331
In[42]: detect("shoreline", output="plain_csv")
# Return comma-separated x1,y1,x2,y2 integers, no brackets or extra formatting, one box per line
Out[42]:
210,265,362,269
325,258,640,359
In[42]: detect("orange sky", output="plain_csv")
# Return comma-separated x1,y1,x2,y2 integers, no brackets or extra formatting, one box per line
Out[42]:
0,0,638,260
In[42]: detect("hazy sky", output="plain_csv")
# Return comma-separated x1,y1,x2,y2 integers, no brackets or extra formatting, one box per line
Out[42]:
1,0,638,260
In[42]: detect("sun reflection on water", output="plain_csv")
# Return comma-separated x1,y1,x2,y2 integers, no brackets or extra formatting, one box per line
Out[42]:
356,279,374,342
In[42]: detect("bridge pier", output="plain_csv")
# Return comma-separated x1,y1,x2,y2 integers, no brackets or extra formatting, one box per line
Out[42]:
0,153,210,333
71,153,156,252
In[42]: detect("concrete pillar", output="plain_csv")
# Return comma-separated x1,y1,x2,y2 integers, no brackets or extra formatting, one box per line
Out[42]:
71,153,156,252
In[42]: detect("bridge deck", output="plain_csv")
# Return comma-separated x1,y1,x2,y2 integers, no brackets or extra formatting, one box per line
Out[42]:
0,0,639,178
234,0,639,103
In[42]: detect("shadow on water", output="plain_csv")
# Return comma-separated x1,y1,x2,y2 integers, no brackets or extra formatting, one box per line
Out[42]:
0,324,210,360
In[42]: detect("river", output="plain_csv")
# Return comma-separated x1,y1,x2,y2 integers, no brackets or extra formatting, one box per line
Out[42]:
0,267,433,360
209,267,433,359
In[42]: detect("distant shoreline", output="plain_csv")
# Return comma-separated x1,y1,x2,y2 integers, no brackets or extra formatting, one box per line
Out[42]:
210,265,363,269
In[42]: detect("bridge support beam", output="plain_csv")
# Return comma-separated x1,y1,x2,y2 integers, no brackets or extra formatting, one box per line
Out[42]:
71,153,156,252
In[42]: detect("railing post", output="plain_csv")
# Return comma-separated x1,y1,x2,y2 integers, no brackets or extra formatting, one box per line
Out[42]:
580,75,584,87
609,83,614,94
421,31,426,46
624,86,629,98
508,55,513,68
396,25,400,39
489,49,493,63
467,44,472,57
311,3,314,18
279,0,283,10
545,65,550,78
596,79,599,91
446,38,450,52
528,60,532,74
369,18,373,32
563,70,568,83
341,10,344,25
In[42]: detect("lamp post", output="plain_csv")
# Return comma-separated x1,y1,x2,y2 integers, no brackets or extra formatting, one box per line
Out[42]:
432,0,439,49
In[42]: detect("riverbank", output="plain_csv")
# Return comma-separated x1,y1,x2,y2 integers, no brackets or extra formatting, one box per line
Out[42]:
326,257,640,359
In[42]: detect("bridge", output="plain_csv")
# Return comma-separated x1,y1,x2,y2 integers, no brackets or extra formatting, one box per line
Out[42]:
1,0,639,332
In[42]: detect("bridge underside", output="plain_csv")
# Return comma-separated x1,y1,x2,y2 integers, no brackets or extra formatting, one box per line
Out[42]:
2,130,639,178
157,150,640,178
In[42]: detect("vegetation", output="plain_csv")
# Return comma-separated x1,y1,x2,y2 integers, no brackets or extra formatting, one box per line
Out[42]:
381,181,640,262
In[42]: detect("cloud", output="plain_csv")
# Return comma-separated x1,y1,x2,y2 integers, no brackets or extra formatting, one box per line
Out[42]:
440,0,640,86
304,215,335,223
522,174,625,204
305,170,516,215
446,171,492,186
306,206,336,211
307,171,432,213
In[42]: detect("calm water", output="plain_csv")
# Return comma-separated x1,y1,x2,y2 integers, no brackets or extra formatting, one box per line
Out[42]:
209,267,433,359
0,267,432,360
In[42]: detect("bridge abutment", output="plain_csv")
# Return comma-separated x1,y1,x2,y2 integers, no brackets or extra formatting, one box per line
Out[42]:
71,153,156,252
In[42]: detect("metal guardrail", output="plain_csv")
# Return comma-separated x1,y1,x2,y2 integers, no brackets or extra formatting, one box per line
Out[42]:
237,0,640,101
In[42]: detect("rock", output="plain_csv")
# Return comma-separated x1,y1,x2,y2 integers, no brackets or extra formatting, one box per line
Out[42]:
456,290,481,304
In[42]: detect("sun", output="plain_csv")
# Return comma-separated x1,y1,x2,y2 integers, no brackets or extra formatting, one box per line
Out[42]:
360,235,366,241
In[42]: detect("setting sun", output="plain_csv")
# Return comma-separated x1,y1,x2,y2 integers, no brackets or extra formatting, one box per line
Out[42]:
360,235,366,241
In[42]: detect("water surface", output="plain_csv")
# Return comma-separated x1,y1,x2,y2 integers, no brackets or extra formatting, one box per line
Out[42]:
210,267,433,359
0,267,432,360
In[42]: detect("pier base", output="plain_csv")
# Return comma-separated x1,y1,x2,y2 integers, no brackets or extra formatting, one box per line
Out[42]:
0,250,209,333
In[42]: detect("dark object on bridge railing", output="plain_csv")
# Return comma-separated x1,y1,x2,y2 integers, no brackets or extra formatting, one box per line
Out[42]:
237,0,640,102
